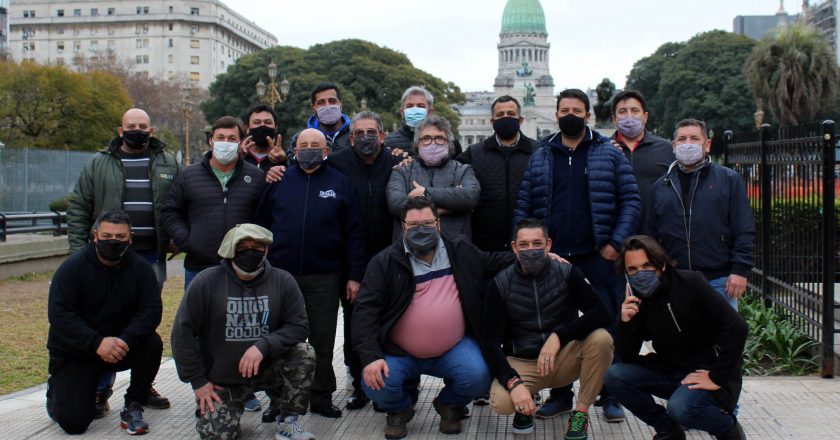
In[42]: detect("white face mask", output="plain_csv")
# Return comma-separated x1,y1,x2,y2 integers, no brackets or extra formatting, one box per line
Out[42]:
212,140,239,165
674,143,704,166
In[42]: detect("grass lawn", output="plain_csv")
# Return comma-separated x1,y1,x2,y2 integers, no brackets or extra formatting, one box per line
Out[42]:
0,272,185,395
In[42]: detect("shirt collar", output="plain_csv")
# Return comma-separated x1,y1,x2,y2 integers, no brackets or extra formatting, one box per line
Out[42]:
495,132,521,148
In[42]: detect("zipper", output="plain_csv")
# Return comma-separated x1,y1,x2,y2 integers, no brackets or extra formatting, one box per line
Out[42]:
666,303,683,333
504,152,511,247
532,279,545,341
686,174,701,270
668,173,692,269
565,152,572,256
298,175,311,275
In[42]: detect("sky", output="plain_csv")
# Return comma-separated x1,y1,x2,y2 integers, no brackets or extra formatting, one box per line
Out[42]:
231,0,802,93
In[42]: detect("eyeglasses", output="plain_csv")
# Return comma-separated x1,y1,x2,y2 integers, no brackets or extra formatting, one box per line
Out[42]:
402,219,438,229
418,136,448,146
353,129,379,137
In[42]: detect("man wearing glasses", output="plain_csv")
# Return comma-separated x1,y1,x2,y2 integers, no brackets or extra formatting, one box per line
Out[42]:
255,128,366,419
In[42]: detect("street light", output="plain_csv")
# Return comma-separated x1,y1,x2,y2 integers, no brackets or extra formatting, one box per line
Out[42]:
256,60,289,107
182,87,192,165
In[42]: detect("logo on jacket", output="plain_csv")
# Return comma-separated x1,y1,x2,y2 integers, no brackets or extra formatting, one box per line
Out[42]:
159,173,174,180
244,176,252,184
319,190,336,199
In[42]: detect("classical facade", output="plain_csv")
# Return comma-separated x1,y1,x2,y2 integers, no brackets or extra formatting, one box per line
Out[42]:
7,0,276,88
1,0,8,59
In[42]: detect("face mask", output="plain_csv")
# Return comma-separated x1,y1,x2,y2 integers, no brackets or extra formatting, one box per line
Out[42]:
404,225,438,256
403,107,428,128
250,125,277,149
518,248,547,274
96,239,129,262
493,117,521,140
296,148,324,170
558,114,586,137
626,270,660,298
232,248,266,273
617,116,644,139
122,130,150,150
354,134,381,159
212,141,239,165
418,143,449,166
316,105,342,126
674,143,704,166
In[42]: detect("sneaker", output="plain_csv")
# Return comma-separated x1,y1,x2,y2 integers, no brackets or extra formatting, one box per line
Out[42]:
432,398,463,434
653,426,687,440
244,394,262,412
533,392,543,406
385,407,414,439
715,418,746,440
602,397,625,423
511,413,534,435
142,385,170,409
275,415,315,440
119,401,149,435
346,388,370,411
310,401,342,418
262,405,282,423
535,396,573,419
473,392,490,406
564,410,589,440
95,387,113,419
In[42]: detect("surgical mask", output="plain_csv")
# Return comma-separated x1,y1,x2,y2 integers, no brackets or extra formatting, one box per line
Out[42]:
354,134,381,159
493,117,521,140
250,125,277,149
418,143,449,166
316,105,342,125
518,248,547,275
558,114,586,137
617,116,644,139
404,225,438,256
96,239,129,262
626,270,660,298
122,130,150,150
232,248,266,274
403,107,428,128
674,143,704,166
296,148,324,170
212,141,239,165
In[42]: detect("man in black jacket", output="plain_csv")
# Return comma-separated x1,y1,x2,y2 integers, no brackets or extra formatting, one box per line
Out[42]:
46,210,162,435
481,218,613,440
353,196,515,439
241,104,286,171
605,235,747,440
162,116,266,290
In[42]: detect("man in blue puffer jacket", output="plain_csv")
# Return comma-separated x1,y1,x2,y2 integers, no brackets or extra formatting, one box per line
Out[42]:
513,88,641,422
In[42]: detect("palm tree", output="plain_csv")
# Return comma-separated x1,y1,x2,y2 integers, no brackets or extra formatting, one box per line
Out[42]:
744,23,839,126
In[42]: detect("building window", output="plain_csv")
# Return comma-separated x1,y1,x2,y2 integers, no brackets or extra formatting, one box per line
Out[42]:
56,57,65,65
168,6,174,13
143,25,149,34
136,38,149,48
190,39,200,49
190,7,199,15
108,7,115,15
57,41,65,52
73,41,81,53
57,9,64,17
137,6,149,14
168,23,173,31
190,56,199,64
56,27,64,34
90,40,98,52
168,38,173,48
73,27,80,36
190,25,199,34
23,10,35,18
91,8,99,16
136,55,149,64
73,9,81,17
190,72,200,81
168,54,174,64
23,42,35,51
89,26,97,35
168,71,175,80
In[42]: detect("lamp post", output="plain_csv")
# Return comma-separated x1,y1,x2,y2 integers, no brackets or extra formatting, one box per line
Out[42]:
256,60,290,108
182,87,192,165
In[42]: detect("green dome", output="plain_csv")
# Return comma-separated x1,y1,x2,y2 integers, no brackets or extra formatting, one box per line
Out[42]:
500,0,547,35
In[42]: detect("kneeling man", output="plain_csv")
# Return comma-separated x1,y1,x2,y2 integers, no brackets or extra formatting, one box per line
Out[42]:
171,224,316,440
481,218,613,440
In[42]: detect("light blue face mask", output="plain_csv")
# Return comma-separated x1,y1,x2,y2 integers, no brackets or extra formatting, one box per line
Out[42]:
403,107,428,128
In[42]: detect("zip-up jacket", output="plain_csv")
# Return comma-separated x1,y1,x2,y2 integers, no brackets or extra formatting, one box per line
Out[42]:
254,164,366,282
514,128,641,252
162,153,265,271
287,114,352,158
611,131,675,232
615,268,747,411
67,137,179,259
644,161,755,279
457,133,538,251
171,260,309,390
351,234,515,367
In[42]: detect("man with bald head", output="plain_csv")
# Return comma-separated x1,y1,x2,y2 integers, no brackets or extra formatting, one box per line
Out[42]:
256,128,366,418
67,108,179,415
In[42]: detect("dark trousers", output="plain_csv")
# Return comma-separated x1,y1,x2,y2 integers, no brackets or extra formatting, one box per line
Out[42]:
294,272,341,406
339,284,363,391
47,333,163,434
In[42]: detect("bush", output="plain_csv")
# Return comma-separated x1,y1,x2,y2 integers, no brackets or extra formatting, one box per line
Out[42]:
740,295,819,376
48,193,72,212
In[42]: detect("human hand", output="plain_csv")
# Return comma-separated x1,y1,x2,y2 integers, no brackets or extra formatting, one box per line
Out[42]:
363,359,390,390
726,274,747,299
267,135,286,163
621,286,641,323
600,244,619,261
96,337,129,363
408,180,426,198
681,369,721,391
346,280,361,303
510,383,536,416
266,165,286,183
537,333,560,376
239,135,255,156
547,253,569,264
391,148,409,158
238,345,264,378
194,382,224,414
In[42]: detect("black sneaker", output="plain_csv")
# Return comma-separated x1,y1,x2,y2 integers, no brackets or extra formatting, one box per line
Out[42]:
512,412,534,435
653,426,687,440
95,387,113,419
473,392,490,406
310,401,342,418
262,405,282,423
119,401,149,435
142,385,170,409
715,418,746,440
346,388,370,410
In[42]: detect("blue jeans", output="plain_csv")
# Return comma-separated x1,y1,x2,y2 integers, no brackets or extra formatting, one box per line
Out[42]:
605,363,735,435
708,276,738,310
361,336,490,412
184,267,202,291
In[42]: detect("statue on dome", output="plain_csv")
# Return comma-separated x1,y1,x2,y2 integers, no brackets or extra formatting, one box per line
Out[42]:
516,61,533,77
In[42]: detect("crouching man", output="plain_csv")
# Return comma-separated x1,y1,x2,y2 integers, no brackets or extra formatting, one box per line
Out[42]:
171,224,317,440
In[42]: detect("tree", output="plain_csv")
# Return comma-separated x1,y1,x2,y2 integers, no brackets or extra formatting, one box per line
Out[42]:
625,41,684,133
202,39,467,141
745,23,839,127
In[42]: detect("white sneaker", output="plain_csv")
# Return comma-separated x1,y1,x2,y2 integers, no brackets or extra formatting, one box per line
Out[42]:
275,415,315,440
345,367,354,391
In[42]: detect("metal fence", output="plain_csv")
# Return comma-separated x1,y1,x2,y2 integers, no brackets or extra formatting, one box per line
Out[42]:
0,148,94,212
724,121,839,377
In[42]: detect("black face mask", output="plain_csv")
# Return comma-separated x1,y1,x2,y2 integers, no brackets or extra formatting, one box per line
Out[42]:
233,248,266,273
96,239,129,262
404,226,438,257
493,117,521,140
518,248,547,274
122,130,151,150
354,134,381,159
250,125,277,149
558,114,586,137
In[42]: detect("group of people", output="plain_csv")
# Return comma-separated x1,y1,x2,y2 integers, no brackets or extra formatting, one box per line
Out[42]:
46,82,755,440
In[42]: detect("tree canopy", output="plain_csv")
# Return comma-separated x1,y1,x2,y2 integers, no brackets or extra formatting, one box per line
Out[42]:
201,39,466,141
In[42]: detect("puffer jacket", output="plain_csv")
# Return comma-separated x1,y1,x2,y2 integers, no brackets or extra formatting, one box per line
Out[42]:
513,128,641,251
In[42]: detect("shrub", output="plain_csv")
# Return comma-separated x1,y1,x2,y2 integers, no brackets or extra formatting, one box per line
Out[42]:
48,193,72,212
740,295,819,376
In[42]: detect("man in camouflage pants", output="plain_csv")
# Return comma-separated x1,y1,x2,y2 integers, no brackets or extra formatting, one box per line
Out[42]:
171,224,317,439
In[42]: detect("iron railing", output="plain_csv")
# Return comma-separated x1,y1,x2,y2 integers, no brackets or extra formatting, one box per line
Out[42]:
724,121,839,377
0,211,67,242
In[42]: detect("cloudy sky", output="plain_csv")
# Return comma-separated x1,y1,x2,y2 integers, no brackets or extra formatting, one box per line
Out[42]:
232,0,801,92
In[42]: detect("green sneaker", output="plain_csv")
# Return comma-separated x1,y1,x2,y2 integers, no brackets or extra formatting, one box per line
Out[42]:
565,410,589,440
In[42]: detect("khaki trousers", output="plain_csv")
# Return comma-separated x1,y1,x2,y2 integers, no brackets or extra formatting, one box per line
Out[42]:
489,329,613,415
